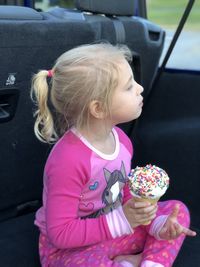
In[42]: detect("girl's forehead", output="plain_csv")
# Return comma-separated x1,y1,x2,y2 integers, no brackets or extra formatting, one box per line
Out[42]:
118,59,133,74
118,60,133,80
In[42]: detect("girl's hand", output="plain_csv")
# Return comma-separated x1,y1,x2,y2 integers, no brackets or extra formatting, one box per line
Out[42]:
122,198,157,228
159,204,197,240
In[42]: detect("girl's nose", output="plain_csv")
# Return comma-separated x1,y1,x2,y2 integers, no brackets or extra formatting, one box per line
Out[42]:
140,85,144,94
137,83,144,95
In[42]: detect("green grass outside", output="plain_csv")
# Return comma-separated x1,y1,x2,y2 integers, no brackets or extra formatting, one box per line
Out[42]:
147,0,200,30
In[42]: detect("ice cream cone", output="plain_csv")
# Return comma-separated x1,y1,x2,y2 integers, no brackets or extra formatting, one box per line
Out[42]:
128,164,170,225
134,196,160,225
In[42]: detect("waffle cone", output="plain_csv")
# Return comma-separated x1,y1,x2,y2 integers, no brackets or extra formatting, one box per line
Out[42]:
134,196,160,225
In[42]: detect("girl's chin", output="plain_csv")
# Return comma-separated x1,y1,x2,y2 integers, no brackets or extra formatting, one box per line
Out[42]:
124,112,143,123
134,108,143,119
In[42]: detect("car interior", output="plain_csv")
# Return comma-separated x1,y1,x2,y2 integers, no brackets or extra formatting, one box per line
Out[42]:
0,0,199,266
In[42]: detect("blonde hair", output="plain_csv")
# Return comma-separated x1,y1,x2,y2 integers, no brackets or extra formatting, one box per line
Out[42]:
31,43,132,143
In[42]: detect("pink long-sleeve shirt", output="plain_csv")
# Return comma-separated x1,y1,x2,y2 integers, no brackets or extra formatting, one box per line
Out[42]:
35,127,134,249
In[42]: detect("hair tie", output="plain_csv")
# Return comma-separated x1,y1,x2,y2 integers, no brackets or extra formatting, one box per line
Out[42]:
47,70,53,78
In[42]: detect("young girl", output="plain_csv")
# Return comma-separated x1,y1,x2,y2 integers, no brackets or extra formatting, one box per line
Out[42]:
31,43,196,267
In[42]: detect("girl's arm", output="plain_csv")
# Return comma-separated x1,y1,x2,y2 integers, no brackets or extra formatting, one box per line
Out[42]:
46,167,113,249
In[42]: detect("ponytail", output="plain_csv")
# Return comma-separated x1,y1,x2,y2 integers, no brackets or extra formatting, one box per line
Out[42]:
31,70,58,143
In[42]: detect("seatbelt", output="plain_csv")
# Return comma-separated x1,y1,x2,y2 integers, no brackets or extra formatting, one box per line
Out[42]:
145,0,195,104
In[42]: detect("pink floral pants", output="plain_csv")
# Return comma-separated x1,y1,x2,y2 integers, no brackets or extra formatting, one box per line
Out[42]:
39,200,190,267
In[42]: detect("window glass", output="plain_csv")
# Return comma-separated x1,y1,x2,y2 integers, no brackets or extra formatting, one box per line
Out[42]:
35,0,74,11
147,0,200,70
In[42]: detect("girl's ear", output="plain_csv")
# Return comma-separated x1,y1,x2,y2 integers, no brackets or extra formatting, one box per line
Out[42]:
89,100,105,119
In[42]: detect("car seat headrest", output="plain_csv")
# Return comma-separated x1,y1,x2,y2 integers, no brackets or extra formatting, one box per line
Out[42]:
75,0,135,16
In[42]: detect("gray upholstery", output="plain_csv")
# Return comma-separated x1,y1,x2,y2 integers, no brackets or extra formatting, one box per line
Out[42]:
0,5,42,19
75,0,135,16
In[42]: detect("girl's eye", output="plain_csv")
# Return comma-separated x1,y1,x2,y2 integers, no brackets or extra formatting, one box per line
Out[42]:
127,85,132,91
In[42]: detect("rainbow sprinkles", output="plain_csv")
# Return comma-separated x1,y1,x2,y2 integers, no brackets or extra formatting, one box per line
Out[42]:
128,164,170,200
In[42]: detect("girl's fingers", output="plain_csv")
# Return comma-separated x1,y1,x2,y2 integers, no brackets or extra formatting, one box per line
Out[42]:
169,204,180,220
136,204,157,214
173,222,183,237
169,223,178,238
137,211,157,223
147,206,158,216
181,226,197,237
174,223,196,237
134,201,151,208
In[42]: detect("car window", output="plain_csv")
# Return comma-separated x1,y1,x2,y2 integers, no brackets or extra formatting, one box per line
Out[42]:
147,0,200,70
35,0,74,11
